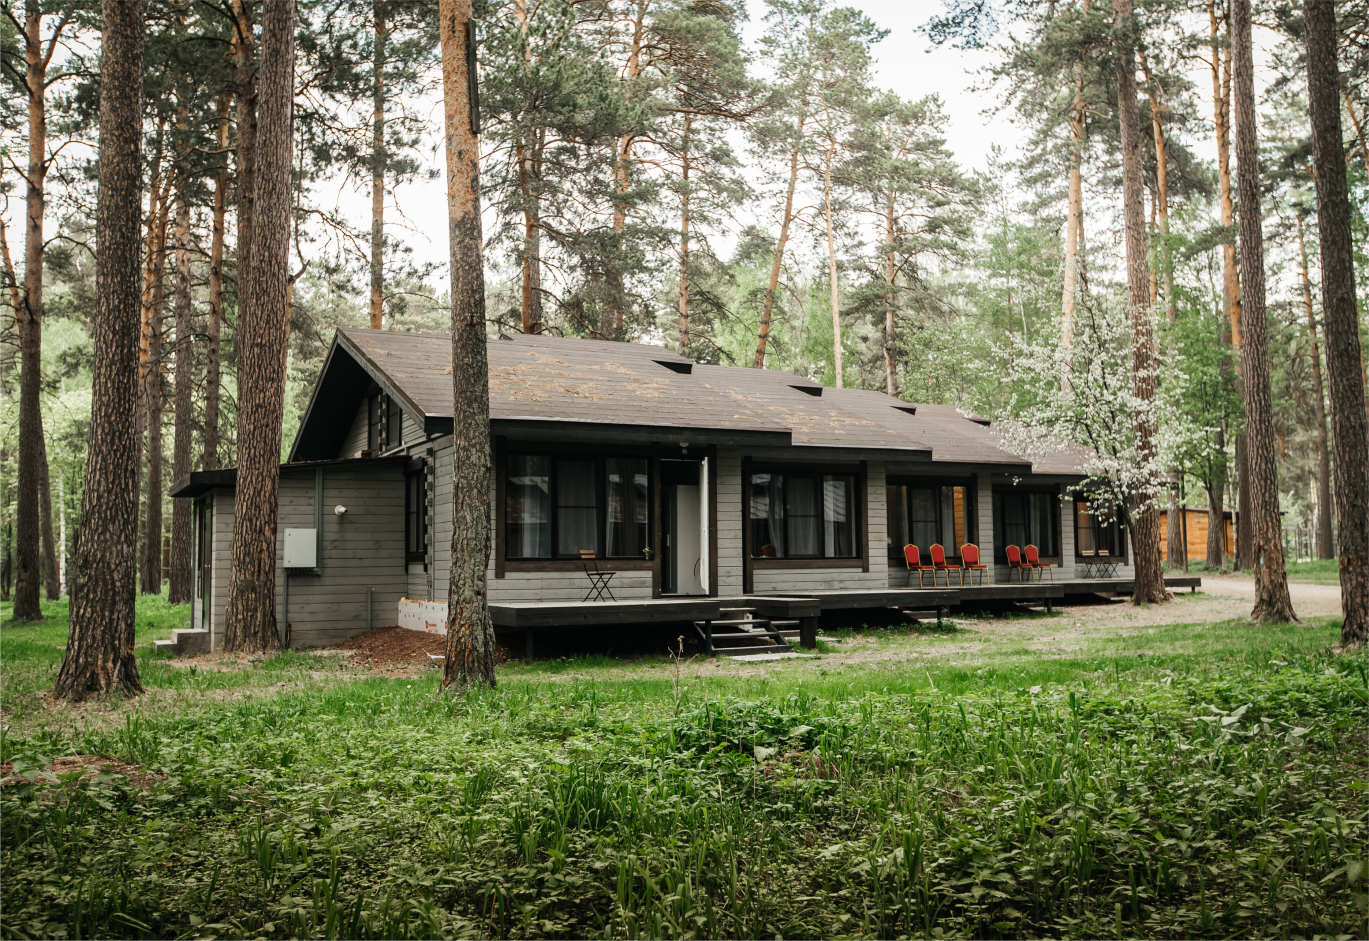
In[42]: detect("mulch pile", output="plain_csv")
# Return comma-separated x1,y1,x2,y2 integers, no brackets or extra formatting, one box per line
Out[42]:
0,755,163,790
334,626,448,669
332,625,519,672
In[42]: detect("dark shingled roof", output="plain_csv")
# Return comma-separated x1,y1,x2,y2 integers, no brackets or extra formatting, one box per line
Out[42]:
290,328,1083,473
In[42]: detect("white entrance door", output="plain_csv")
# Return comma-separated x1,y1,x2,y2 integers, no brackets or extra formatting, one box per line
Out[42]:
674,485,704,595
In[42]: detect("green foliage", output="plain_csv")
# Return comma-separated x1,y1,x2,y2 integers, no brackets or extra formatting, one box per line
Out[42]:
1,592,1363,939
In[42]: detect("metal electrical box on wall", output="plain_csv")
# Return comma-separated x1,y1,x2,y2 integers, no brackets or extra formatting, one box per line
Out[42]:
284,528,318,568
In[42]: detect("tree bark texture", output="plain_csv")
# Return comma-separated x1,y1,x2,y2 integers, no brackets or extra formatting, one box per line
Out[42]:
39,432,58,599
440,0,497,691
678,115,692,352
140,196,168,596
883,186,897,396
1060,1,1090,385
1114,0,1167,605
823,136,843,389
13,0,51,622
233,0,257,279
1305,0,1369,645
168,186,194,604
1232,0,1297,623
204,92,230,472
53,0,145,701
370,1,386,329
1206,453,1227,569
602,2,646,340
754,139,801,369
1296,214,1334,561
1209,0,1251,570
223,0,295,654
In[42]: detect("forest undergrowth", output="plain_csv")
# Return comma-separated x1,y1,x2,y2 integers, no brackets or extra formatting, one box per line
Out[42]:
1,600,1365,940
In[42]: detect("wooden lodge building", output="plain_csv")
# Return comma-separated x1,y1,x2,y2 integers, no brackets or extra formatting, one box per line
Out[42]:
172,329,1186,653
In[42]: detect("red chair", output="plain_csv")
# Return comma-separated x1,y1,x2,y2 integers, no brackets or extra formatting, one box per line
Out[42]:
960,543,989,586
929,543,959,587
903,545,934,587
1005,545,1028,583
1025,544,1053,581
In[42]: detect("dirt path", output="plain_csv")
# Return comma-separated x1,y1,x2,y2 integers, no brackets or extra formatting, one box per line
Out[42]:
1198,574,1343,616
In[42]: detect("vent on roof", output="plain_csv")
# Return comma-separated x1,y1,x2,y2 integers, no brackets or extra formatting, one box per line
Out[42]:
655,359,692,375
498,332,516,341
892,405,916,416
790,384,822,396
967,416,992,427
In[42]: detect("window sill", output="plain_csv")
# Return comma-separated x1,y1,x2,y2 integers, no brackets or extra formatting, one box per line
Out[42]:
504,559,656,572
751,557,862,569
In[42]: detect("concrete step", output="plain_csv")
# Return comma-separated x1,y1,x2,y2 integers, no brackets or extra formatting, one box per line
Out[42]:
720,644,794,657
153,628,210,658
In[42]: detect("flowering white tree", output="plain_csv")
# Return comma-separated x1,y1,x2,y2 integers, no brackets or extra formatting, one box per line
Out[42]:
993,296,1192,572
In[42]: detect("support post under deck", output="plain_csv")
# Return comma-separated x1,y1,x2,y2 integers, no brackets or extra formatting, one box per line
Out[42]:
799,616,818,650
525,628,534,664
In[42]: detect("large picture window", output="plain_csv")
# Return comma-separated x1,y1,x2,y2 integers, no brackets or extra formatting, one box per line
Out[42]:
1075,502,1127,559
993,491,1059,558
887,483,972,559
750,472,858,559
505,454,651,560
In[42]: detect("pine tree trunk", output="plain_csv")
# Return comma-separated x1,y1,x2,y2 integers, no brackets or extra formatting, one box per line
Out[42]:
1341,88,1369,172
1233,0,1297,623
515,0,542,335
823,137,842,389
884,186,897,397
602,1,646,340
233,0,257,277
13,0,50,623
1297,214,1335,560
1209,0,1251,571
223,0,294,654
39,431,58,600
141,198,169,597
167,186,194,604
678,115,691,353
1305,0,1369,645
204,92,230,472
53,0,145,701
439,0,497,690
1115,0,1167,605
370,1,386,330
1060,0,1090,384
754,139,801,368
1206,457,1227,569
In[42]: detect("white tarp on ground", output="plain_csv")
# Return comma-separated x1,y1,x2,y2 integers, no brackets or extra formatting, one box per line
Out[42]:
398,599,448,635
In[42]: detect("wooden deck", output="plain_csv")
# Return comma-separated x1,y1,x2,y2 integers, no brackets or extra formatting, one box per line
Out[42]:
487,575,1204,660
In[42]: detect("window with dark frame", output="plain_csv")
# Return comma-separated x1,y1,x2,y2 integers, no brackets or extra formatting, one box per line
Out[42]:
386,395,403,450
992,491,1059,558
504,454,651,560
749,472,858,559
405,468,427,565
367,392,381,452
1075,501,1127,559
885,483,973,559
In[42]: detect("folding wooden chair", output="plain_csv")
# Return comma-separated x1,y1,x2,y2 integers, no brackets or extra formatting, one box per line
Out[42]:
903,545,934,587
579,549,617,602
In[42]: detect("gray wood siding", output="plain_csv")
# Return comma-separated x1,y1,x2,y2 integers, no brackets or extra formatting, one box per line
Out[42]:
340,400,369,458
401,412,423,447
866,461,888,585
210,490,234,650
273,464,409,648
715,447,743,594
430,439,455,603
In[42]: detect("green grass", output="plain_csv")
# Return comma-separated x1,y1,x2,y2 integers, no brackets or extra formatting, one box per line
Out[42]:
1,596,1366,940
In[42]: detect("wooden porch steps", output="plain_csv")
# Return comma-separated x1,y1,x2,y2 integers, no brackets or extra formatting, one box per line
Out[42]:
692,612,797,658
